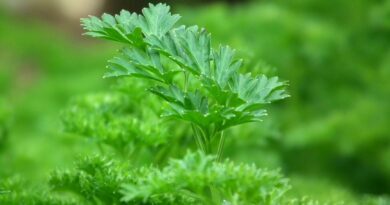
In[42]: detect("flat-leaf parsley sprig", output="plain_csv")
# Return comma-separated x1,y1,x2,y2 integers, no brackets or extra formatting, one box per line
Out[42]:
81,3,289,159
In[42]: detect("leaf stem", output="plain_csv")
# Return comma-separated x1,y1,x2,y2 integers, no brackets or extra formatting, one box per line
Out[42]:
216,131,225,162
191,123,206,153
197,126,211,154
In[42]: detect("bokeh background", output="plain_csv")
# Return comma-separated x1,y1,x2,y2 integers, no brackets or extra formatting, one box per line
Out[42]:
1,0,389,203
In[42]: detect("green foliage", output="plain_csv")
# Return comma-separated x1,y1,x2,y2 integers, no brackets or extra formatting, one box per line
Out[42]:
50,152,289,205
82,4,180,44
61,90,170,155
122,151,289,205
0,178,76,205
1,1,389,204
81,3,288,157
48,3,291,204
180,0,390,195
50,155,131,204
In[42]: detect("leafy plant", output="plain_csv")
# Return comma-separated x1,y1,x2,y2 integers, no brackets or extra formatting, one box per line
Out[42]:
1,1,389,204
51,152,290,205
61,90,170,157
48,3,292,204
81,3,289,160
121,151,290,205
50,155,131,204
0,177,76,205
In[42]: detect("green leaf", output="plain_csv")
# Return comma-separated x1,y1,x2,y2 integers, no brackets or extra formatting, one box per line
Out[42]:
81,3,180,45
105,47,178,83
202,45,244,105
231,73,290,104
147,26,211,76
212,46,242,90
149,86,215,128
81,11,141,45
136,3,181,38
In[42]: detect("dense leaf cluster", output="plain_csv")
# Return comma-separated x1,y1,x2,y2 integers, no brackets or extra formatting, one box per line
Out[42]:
61,91,170,155
50,155,131,204
50,152,289,205
121,151,289,204
0,178,76,205
81,3,288,155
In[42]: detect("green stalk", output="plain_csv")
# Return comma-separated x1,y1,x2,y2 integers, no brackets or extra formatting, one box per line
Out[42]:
191,123,206,153
197,126,211,154
216,131,225,162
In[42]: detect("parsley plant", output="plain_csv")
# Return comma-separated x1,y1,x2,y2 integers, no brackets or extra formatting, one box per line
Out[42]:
81,3,289,160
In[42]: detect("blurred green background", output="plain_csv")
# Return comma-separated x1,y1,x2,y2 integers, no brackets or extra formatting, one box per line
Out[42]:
0,0,389,203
